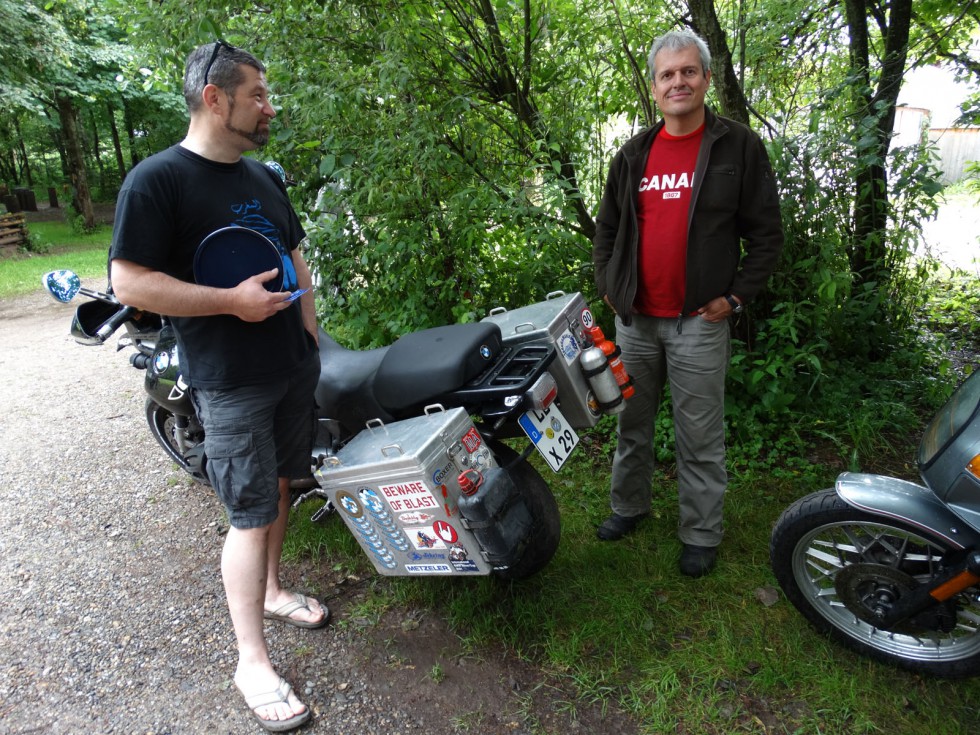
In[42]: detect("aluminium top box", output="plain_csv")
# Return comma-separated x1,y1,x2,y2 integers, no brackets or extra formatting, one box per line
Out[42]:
314,406,497,576
482,291,601,428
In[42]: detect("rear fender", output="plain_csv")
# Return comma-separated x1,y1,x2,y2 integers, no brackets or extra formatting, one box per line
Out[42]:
836,472,980,549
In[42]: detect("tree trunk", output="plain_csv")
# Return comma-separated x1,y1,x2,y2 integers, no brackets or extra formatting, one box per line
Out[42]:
11,116,34,188
55,91,96,230
107,102,127,182
122,99,141,168
842,0,912,282
686,0,750,125
89,108,106,192
458,0,596,240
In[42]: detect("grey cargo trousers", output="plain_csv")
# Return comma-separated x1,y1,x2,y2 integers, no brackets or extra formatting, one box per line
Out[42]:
609,313,731,547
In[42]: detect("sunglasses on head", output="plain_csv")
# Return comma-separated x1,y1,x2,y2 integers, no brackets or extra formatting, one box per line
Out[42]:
203,40,236,87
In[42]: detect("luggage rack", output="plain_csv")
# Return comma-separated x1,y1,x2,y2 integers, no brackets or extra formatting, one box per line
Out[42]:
453,342,556,402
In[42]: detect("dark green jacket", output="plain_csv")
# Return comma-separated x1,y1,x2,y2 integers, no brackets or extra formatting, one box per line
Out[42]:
593,107,783,325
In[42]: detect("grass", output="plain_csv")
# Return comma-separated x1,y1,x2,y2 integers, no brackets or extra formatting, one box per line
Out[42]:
285,441,980,735
0,220,112,298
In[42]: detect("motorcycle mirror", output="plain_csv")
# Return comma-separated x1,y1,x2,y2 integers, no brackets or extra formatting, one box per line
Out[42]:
43,269,82,303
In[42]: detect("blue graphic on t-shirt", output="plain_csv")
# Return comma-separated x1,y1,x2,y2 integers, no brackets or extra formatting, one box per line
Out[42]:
231,200,299,291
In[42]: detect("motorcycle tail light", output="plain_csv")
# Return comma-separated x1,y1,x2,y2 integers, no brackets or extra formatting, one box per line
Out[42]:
526,374,558,411
967,454,980,481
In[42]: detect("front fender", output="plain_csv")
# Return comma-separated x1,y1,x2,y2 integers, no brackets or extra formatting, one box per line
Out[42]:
836,472,980,549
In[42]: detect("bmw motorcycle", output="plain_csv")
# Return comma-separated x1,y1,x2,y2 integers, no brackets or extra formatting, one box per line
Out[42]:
770,369,980,677
45,269,624,581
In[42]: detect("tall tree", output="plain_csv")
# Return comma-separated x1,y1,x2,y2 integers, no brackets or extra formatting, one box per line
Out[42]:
54,90,96,224
842,0,913,283
0,0,184,225
685,0,750,125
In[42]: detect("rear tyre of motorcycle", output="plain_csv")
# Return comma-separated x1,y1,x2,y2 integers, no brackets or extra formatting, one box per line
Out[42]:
488,441,561,581
145,398,210,485
770,488,980,678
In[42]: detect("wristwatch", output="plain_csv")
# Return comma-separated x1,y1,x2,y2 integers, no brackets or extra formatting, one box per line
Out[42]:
725,295,743,314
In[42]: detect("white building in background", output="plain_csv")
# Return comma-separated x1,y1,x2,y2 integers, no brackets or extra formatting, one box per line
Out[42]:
895,65,979,185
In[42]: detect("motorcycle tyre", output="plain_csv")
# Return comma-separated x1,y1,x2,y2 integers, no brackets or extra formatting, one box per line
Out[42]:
487,441,561,581
145,397,210,486
770,487,980,678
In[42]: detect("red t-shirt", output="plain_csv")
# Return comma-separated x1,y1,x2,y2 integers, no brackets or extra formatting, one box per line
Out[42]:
633,125,704,316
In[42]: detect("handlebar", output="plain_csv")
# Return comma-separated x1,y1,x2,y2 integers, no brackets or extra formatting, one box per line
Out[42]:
96,305,137,341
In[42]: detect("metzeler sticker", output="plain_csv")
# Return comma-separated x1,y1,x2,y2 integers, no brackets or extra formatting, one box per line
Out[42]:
378,480,439,512
461,427,482,453
557,329,580,365
405,563,452,574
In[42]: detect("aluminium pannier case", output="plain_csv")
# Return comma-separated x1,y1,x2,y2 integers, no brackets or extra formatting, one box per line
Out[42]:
313,407,499,576
481,291,601,428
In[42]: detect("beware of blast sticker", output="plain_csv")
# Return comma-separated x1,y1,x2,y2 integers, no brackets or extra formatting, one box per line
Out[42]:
377,480,439,512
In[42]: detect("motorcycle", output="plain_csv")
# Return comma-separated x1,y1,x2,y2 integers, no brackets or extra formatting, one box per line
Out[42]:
45,269,625,582
770,369,980,677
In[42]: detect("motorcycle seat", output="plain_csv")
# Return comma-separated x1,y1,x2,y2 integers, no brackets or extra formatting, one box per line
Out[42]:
315,329,392,431
374,322,503,412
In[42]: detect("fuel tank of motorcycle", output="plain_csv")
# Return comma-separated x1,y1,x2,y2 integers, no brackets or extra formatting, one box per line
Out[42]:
144,326,193,416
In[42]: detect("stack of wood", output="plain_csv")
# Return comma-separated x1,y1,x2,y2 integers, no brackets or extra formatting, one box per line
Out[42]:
0,212,28,254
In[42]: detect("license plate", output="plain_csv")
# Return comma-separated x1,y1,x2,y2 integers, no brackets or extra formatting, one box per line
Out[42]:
518,404,580,472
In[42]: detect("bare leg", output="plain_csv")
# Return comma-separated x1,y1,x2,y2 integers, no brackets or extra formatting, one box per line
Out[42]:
263,477,326,624
223,521,306,724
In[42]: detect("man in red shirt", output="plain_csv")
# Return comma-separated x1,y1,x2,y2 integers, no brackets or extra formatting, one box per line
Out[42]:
592,29,783,576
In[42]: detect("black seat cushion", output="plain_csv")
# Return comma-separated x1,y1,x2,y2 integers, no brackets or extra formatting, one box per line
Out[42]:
374,322,502,412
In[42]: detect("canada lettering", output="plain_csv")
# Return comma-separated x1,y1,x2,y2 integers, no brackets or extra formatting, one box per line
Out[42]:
638,171,692,193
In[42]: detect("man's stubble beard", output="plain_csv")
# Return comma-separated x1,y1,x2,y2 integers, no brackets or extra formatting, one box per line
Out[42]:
225,97,269,147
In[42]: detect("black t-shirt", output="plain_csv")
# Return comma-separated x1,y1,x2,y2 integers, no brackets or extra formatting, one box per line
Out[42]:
110,145,312,388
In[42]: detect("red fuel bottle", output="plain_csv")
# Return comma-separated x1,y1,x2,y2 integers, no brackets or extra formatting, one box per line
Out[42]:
585,325,635,400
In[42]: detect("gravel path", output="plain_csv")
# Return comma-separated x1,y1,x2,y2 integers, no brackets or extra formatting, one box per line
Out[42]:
0,289,638,735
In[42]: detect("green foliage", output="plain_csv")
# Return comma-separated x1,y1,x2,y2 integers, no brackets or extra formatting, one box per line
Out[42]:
718,97,953,470
920,272,980,369
0,0,186,205
270,1,612,343
964,160,980,197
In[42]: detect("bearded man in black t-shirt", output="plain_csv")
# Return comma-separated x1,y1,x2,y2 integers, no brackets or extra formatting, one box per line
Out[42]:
110,42,325,733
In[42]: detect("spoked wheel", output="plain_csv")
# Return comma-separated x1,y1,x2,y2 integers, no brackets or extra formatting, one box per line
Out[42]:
770,488,980,677
144,397,210,485
488,441,561,581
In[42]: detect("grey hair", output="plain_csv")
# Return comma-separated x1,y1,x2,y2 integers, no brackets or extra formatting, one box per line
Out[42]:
182,42,266,113
647,29,712,80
